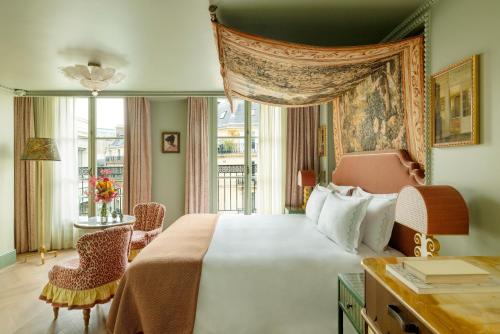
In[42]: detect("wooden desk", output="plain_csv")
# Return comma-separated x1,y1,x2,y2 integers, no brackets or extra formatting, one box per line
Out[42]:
362,256,500,334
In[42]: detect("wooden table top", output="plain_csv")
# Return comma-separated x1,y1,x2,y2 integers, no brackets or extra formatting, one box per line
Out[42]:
362,256,500,334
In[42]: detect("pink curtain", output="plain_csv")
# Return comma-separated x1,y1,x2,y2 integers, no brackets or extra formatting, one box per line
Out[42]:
123,97,152,214
185,97,209,213
14,97,37,253
285,106,319,207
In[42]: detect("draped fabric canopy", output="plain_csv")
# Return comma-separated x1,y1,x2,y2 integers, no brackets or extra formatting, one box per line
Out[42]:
212,22,425,167
212,23,423,108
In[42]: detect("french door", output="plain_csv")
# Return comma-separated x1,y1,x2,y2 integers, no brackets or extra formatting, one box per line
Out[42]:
213,97,259,214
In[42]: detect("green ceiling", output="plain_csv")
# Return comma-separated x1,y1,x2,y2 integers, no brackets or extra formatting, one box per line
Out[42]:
213,0,425,46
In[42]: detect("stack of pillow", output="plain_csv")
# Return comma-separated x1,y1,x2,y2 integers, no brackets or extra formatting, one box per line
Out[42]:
305,183,398,254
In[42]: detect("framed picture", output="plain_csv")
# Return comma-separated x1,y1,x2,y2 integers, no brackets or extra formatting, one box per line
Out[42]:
431,55,479,147
162,132,180,153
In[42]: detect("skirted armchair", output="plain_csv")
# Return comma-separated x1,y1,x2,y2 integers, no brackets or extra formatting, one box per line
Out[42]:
39,225,132,327
129,202,166,261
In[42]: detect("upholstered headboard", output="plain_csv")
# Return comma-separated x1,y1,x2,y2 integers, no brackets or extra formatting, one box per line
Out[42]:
331,150,425,256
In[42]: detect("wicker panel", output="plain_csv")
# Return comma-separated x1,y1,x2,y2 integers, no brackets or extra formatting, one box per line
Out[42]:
395,186,427,233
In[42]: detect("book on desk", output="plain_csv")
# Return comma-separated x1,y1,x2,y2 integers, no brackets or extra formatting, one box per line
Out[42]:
386,259,500,294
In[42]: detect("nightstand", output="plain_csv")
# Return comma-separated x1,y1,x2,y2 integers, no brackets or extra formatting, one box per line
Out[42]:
361,256,500,334
338,272,364,334
284,206,305,214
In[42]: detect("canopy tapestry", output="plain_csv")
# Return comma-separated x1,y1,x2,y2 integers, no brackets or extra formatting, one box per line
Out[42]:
212,22,425,167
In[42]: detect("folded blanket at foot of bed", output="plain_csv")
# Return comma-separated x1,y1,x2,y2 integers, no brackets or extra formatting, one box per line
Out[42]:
106,214,220,334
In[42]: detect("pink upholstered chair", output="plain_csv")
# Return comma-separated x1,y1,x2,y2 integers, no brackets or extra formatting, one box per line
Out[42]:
129,202,166,261
39,225,132,327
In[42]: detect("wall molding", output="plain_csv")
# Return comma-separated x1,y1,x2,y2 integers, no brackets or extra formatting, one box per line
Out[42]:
25,90,225,97
381,0,438,42
0,83,14,94
381,0,437,185
0,249,16,269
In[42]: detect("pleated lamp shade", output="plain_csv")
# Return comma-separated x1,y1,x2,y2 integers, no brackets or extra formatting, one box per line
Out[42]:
21,138,61,161
395,185,469,235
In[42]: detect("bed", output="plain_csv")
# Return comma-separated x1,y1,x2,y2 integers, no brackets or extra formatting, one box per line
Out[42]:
107,149,425,334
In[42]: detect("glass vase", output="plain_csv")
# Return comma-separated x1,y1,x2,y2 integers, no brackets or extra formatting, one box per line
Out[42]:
100,202,109,223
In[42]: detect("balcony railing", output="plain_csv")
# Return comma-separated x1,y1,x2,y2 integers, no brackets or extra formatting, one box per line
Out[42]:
217,163,256,213
79,166,123,216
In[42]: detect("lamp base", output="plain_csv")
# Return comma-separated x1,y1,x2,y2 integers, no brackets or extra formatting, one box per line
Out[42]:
23,246,58,265
302,186,312,210
413,233,440,257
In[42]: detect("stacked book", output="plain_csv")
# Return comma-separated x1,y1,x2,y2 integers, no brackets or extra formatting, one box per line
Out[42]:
386,259,500,294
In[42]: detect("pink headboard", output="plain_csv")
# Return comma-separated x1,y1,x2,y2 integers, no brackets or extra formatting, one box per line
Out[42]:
332,150,425,256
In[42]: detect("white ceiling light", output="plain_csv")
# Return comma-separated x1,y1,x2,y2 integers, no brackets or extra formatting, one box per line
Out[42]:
60,62,125,96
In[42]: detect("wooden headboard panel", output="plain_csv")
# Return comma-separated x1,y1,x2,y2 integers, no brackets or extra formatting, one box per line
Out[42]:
331,150,425,256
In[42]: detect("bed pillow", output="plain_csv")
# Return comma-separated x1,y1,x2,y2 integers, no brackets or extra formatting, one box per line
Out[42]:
316,192,372,253
327,182,354,196
359,195,397,253
352,187,398,200
305,185,331,223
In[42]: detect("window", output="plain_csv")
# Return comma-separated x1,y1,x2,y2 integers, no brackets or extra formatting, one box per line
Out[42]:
215,97,259,214
76,98,89,216
76,98,125,216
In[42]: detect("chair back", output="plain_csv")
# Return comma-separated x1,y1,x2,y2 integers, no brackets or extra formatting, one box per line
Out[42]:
133,202,166,232
76,225,132,285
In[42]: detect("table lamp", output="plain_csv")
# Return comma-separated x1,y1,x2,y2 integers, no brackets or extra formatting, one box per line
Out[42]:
297,170,316,209
21,137,61,264
395,185,469,257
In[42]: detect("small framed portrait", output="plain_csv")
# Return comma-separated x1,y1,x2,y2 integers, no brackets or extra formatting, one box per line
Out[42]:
162,132,180,153
431,55,479,147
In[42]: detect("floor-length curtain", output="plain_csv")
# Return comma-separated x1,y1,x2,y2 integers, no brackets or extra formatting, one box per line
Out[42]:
123,97,152,214
256,105,287,214
34,97,79,250
285,106,319,207
14,97,37,253
185,97,209,213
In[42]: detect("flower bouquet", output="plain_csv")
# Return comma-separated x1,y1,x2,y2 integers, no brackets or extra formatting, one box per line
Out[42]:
89,169,120,222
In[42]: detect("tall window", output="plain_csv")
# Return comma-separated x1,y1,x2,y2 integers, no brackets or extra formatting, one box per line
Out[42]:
77,98,125,216
76,98,89,216
215,97,259,214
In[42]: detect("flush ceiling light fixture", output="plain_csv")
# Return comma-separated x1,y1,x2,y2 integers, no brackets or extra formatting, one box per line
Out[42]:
60,62,125,96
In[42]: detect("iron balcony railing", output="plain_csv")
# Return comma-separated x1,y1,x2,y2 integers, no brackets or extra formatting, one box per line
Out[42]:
217,163,256,213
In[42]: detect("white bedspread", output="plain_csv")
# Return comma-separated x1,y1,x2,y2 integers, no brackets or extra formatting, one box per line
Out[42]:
193,214,401,334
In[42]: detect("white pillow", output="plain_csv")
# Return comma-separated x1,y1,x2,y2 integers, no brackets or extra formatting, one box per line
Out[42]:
305,185,330,223
359,196,397,253
317,192,372,253
352,187,397,200
327,182,354,196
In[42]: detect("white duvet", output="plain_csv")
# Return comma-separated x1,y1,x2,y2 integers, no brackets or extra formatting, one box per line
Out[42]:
193,214,401,334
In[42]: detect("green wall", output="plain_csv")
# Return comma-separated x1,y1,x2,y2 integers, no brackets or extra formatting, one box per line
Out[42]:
0,91,15,268
430,0,500,255
150,98,188,228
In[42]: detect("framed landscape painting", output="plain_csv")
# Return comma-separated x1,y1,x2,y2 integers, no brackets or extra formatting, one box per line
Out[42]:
162,132,180,153
431,55,479,147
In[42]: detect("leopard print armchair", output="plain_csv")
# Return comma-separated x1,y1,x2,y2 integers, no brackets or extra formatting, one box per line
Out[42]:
39,225,132,327
129,202,166,260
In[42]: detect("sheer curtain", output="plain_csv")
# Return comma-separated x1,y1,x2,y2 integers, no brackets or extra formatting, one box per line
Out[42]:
34,97,78,250
256,105,287,214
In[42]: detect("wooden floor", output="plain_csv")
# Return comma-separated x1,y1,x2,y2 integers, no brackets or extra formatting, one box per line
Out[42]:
0,250,109,334
1,250,359,334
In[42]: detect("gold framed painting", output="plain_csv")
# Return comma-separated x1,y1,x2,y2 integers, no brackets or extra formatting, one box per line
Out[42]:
431,55,479,147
